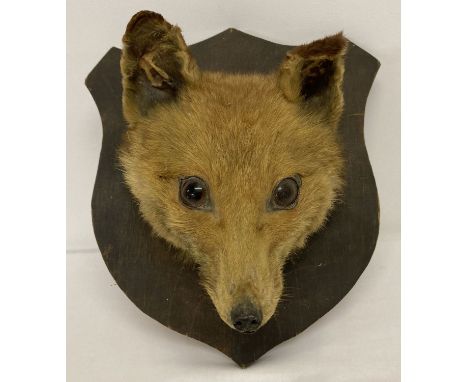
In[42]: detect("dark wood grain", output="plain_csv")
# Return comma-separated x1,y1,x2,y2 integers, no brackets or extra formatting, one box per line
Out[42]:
85,29,380,367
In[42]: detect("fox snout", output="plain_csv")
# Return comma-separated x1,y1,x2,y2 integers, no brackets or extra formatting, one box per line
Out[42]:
200,247,284,333
230,299,263,333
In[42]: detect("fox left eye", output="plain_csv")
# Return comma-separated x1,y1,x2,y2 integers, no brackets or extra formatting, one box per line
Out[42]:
270,176,301,210
179,176,212,210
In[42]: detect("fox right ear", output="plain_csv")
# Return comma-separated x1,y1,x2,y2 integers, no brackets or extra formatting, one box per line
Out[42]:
278,33,347,128
120,11,200,120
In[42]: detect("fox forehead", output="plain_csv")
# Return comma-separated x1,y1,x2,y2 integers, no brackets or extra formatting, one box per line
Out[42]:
130,71,339,183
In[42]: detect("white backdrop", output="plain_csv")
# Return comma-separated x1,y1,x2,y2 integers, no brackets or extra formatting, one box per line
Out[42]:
67,0,400,380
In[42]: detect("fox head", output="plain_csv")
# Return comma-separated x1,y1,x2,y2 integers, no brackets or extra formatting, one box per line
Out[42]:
119,11,346,333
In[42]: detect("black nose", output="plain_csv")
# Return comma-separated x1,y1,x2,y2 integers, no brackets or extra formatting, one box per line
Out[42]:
230,301,262,333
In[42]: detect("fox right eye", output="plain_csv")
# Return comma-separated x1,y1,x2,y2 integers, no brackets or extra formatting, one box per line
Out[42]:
179,176,212,210
269,175,301,210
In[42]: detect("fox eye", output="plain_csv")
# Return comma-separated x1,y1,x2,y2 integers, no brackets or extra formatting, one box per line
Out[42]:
270,176,301,210
179,176,211,210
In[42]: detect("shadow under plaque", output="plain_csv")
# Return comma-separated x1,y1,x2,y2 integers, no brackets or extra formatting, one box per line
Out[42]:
85,29,380,367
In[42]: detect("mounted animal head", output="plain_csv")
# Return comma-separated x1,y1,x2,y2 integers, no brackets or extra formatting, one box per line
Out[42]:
119,11,347,333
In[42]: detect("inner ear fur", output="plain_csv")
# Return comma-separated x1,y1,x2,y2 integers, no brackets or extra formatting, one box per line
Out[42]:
121,11,200,119
278,32,347,126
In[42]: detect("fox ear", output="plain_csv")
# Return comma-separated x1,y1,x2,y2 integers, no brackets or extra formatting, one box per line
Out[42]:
278,33,347,126
121,11,200,119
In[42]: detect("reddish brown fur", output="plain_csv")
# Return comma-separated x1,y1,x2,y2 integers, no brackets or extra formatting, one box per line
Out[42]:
119,11,347,330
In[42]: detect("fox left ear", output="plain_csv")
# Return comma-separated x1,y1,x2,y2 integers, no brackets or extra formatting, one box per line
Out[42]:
120,11,200,120
278,32,347,127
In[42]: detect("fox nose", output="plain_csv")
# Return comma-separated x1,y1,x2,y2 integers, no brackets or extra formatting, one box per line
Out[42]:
230,301,262,333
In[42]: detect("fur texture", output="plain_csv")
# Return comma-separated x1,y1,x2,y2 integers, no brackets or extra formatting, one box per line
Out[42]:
119,11,347,330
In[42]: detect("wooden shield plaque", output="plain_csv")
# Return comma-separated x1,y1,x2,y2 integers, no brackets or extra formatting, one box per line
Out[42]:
86,29,380,367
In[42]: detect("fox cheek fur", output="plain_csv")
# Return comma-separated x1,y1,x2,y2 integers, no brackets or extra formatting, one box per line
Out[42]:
118,11,347,333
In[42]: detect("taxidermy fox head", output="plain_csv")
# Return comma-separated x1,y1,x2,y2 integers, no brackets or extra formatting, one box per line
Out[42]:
119,11,346,333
